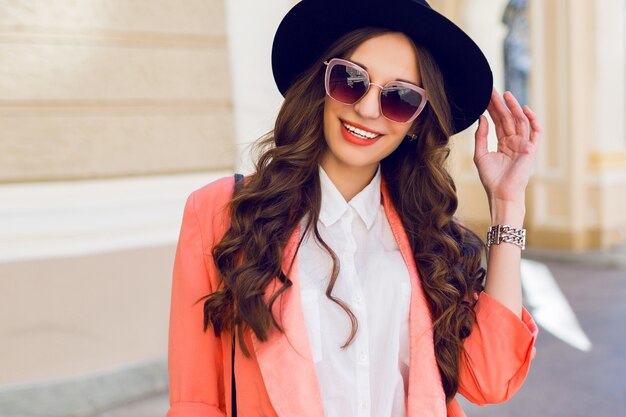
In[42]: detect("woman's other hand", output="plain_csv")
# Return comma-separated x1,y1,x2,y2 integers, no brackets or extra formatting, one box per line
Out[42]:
473,88,542,208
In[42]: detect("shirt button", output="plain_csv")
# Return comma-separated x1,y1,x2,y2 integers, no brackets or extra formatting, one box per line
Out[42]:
359,352,368,362
360,399,367,409
355,295,363,304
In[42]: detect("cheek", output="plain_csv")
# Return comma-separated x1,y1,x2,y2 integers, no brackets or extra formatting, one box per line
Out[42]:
392,122,412,138
323,96,339,116
391,122,415,148
322,98,341,140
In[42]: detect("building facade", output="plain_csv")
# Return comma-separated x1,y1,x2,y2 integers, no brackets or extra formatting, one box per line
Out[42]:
0,1,624,416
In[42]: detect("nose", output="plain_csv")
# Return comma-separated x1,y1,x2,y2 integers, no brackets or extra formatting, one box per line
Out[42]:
353,83,382,119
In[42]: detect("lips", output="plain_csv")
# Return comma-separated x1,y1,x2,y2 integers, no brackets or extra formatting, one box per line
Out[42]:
339,120,383,146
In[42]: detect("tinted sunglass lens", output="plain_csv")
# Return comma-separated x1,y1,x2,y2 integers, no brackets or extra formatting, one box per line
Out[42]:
328,64,368,104
381,86,424,122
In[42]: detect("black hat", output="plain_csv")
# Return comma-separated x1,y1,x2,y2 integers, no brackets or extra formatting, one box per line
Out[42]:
271,0,493,134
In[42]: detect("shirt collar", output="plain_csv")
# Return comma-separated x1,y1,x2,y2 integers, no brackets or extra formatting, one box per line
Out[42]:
318,164,381,230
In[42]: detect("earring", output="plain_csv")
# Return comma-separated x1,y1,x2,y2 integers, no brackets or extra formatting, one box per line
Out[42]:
408,134,418,141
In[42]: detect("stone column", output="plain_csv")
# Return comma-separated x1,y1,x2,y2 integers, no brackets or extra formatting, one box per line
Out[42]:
527,0,626,250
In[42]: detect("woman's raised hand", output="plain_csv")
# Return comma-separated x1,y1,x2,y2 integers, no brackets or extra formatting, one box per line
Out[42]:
473,88,542,206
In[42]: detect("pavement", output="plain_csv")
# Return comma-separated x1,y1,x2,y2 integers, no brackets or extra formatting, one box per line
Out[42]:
88,258,626,417
460,258,626,417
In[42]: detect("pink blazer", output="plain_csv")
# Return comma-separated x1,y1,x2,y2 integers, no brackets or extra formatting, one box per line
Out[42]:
167,175,538,417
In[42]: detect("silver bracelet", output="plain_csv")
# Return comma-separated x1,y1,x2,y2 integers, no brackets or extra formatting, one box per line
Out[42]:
486,225,526,250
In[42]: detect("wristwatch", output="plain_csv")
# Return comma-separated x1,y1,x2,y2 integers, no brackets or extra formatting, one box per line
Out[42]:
486,225,526,250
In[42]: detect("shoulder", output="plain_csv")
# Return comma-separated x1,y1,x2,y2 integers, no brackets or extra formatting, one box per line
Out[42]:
190,175,236,214
184,173,251,243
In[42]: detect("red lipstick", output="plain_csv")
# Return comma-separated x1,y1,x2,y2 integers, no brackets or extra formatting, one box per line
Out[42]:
339,119,382,146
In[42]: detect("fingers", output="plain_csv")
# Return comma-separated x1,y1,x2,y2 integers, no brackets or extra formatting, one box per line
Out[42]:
504,91,530,138
488,89,529,138
487,88,515,136
523,105,542,146
474,115,489,162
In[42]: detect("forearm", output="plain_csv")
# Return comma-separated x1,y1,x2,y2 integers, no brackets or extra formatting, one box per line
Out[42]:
474,90,541,319
483,198,526,318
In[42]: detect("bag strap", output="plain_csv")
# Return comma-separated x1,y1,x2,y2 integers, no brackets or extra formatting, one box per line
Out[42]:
231,173,243,417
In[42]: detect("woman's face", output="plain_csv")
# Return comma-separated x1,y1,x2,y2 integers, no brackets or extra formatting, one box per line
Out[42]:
321,32,421,176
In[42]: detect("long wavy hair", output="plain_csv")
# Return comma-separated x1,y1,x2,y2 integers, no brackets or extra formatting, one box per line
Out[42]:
197,27,486,401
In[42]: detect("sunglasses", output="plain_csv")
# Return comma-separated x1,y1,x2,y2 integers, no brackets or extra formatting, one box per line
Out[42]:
323,58,429,124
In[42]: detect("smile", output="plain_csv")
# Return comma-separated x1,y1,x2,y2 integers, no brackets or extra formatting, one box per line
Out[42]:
339,119,383,147
341,120,381,139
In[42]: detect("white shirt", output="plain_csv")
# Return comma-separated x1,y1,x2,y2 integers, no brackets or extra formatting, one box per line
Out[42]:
298,164,412,417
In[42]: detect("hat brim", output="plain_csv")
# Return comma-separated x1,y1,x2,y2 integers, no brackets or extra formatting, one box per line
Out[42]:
271,0,493,134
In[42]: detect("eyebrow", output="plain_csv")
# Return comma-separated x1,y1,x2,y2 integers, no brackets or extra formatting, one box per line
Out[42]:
349,59,420,86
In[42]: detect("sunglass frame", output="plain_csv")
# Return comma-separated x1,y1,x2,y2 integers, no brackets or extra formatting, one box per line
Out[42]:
323,57,429,124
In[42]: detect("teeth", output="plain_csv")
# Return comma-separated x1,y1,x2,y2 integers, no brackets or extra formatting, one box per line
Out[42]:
342,122,380,139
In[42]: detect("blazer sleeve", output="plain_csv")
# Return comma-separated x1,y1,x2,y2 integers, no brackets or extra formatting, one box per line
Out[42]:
457,290,538,405
166,191,227,417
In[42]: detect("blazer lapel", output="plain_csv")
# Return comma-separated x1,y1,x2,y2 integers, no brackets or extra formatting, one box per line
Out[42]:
380,177,447,417
250,222,326,417
250,175,447,417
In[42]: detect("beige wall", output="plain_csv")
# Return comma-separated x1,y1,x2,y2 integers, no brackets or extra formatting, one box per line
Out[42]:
0,0,235,412
0,0,235,183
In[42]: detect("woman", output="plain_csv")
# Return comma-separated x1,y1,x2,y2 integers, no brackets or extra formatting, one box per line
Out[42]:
166,1,541,416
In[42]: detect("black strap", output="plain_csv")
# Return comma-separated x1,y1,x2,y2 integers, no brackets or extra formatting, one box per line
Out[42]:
230,173,289,416
231,326,237,417
231,173,243,417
